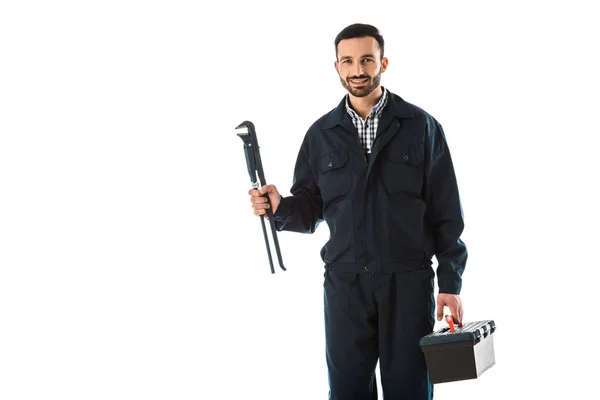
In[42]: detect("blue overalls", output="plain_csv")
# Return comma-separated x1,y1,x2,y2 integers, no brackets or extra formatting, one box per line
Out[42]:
273,90,467,399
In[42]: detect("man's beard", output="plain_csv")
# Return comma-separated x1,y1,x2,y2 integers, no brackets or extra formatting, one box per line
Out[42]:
340,70,382,97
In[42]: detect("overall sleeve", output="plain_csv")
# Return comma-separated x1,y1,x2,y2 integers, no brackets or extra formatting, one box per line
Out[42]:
272,134,324,234
424,120,468,294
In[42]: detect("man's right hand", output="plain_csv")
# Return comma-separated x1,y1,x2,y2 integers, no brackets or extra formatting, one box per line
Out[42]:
249,184,282,217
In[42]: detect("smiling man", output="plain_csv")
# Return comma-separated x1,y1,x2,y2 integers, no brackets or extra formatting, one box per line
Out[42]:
248,23,468,399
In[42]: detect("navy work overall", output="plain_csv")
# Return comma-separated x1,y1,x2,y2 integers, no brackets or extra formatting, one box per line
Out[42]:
273,90,467,399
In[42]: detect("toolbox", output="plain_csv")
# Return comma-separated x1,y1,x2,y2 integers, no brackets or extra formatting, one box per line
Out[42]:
419,316,496,384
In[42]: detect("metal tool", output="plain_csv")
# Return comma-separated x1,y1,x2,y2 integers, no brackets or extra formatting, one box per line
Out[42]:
236,120,286,273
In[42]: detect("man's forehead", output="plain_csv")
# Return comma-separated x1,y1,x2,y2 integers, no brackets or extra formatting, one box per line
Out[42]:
337,37,380,57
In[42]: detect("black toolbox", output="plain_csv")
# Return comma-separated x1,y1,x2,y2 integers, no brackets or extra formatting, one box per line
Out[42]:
419,318,496,384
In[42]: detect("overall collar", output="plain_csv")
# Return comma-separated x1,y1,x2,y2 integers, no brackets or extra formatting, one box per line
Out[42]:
323,88,414,130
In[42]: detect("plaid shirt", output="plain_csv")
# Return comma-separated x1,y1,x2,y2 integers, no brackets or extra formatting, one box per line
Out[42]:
345,86,389,154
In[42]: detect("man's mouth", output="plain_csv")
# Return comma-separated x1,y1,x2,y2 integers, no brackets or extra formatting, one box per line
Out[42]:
349,77,369,87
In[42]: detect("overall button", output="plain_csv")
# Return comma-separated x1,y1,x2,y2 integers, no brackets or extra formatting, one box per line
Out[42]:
364,265,370,272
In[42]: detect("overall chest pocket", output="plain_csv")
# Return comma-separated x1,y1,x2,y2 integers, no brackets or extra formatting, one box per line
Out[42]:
317,148,353,204
381,142,425,196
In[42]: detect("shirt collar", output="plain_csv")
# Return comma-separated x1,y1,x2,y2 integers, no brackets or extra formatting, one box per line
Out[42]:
323,88,414,130
345,86,389,120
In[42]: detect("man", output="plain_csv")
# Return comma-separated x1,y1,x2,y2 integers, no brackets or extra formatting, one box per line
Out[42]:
248,23,467,399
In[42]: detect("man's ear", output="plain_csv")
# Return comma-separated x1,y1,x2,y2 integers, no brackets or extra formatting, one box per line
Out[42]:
381,57,389,73
334,60,339,71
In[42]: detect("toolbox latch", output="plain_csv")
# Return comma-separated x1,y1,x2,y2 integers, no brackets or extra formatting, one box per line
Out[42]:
481,324,489,338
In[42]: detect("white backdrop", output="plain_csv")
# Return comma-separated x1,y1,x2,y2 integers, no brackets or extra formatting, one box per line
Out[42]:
1,1,599,399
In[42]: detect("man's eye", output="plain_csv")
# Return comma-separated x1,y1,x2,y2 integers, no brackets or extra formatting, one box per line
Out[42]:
362,59,373,63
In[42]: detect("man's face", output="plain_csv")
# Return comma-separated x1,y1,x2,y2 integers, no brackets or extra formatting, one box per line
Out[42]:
335,37,388,98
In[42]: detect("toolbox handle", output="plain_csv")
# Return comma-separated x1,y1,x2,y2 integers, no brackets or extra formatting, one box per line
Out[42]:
445,315,463,332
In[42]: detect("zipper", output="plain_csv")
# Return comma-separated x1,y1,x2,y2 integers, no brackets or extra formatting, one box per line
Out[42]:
355,131,368,167
350,122,368,269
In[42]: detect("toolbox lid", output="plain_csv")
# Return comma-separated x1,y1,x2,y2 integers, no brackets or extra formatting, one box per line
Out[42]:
419,320,496,347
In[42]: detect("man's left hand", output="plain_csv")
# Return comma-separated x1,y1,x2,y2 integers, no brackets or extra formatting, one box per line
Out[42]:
436,293,463,324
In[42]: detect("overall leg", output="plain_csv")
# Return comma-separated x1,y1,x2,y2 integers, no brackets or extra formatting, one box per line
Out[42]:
376,266,436,399
324,270,379,400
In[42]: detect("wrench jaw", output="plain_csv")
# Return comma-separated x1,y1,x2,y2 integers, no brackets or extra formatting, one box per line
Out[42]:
235,121,255,141
236,122,259,185
236,120,255,131
236,126,252,147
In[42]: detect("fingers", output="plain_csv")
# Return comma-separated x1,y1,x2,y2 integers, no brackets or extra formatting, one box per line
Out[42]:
248,188,262,196
448,299,463,325
249,187,270,216
248,185,279,218
250,196,270,213
454,296,463,324
252,202,270,215
450,308,460,325
250,195,269,204
437,294,464,324
259,184,277,195
249,185,277,198
436,296,445,321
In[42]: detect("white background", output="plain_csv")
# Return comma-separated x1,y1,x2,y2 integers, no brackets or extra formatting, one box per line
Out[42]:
1,1,599,399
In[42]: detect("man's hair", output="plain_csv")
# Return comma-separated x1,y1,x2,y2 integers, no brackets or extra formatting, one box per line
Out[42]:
334,23,385,59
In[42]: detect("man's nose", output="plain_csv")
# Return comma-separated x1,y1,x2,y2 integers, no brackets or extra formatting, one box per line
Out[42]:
351,63,365,77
